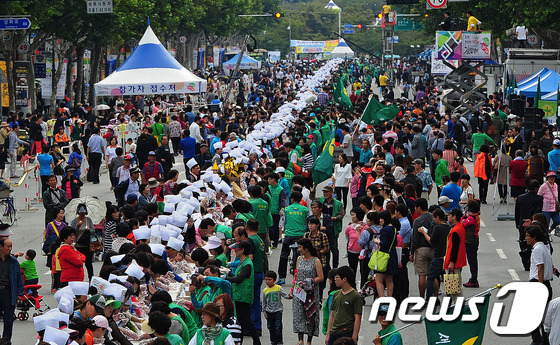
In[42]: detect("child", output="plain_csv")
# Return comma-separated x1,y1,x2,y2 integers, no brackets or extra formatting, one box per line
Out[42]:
322,269,340,335
20,249,39,286
19,148,32,171
263,270,290,345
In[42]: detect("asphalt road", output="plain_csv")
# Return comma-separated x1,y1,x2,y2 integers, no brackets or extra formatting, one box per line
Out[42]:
4,159,550,345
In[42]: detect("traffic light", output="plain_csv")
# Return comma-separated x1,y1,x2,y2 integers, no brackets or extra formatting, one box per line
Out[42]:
356,24,363,29
274,12,284,18
378,13,383,19
424,13,429,18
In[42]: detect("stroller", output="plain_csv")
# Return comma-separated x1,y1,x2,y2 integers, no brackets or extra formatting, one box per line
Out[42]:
15,284,51,320
358,277,379,301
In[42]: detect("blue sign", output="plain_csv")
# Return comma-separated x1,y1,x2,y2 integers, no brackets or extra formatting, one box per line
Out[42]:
0,18,31,30
343,29,355,34
343,23,353,29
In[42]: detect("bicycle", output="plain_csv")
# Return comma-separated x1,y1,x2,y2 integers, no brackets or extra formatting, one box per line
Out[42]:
0,189,17,226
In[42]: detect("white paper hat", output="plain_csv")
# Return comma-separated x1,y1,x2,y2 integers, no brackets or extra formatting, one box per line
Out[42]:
108,274,128,283
202,236,222,251
58,295,73,315
54,286,74,303
163,203,175,214
125,263,144,280
44,326,70,345
166,236,184,251
90,276,110,294
203,173,214,182
161,229,175,242
213,142,223,150
104,283,127,303
166,224,181,236
171,214,187,228
187,158,199,169
133,228,151,240
149,217,159,226
149,243,165,256
34,313,59,332
110,254,125,264
68,281,89,296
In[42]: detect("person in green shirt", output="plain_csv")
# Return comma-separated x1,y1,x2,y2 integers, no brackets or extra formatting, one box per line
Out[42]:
246,219,266,332
150,301,192,344
148,310,185,345
471,126,496,161
19,249,39,285
277,191,308,285
151,115,166,145
309,122,322,151
372,305,403,345
225,241,261,345
320,120,332,147
267,173,287,249
432,149,450,196
249,186,272,253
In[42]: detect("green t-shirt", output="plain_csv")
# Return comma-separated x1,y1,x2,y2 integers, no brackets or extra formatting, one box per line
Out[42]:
20,260,38,280
471,132,496,152
250,198,271,234
249,234,265,273
284,203,308,237
164,333,185,345
215,252,228,267
215,224,232,240
330,289,363,335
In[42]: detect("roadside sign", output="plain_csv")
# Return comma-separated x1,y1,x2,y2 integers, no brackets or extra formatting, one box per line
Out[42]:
343,29,355,34
179,36,187,43
395,18,422,31
0,18,31,30
17,41,30,54
87,0,113,14
527,34,539,46
343,24,353,29
427,0,447,9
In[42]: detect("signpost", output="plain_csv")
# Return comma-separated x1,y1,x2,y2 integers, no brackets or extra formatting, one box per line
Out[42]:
17,41,30,54
343,29,355,34
343,24,353,29
0,18,31,30
395,18,421,31
87,0,114,14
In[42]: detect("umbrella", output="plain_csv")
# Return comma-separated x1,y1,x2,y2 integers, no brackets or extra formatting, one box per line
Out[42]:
65,196,107,224
93,104,110,111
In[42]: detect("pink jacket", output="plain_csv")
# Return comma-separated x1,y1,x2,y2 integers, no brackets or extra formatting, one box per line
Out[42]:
350,173,360,198
538,181,559,212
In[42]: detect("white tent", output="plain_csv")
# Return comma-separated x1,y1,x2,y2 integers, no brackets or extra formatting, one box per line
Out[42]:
95,26,206,96
222,53,261,71
330,39,354,59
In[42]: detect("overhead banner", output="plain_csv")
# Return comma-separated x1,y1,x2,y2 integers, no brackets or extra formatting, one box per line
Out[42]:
291,40,339,53
436,31,492,61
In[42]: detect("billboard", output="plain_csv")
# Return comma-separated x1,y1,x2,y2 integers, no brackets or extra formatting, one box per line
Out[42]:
436,31,492,61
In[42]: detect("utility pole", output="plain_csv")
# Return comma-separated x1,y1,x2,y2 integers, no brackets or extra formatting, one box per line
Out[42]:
223,35,250,109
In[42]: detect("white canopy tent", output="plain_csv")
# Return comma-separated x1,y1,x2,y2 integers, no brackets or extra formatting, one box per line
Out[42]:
222,53,261,72
330,39,354,59
95,26,206,96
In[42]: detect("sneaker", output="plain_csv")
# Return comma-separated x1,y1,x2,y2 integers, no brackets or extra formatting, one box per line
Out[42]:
276,278,286,285
463,280,479,288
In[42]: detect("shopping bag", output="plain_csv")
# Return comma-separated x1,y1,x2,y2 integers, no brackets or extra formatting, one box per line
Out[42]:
443,271,462,295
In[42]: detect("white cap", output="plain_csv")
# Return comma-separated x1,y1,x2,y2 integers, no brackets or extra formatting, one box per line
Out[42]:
125,263,144,280
54,286,74,303
187,158,199,169
43,326,70,345
110,254,125,264
214,142,223,150
166,236,184,251
58,295,73,315
202,236,222,251
554,139,560,146
276,167,285,173
133,227,151,240
68,281,89,296
149,243,165,256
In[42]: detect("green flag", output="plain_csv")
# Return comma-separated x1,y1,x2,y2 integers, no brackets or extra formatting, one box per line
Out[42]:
425,294,490,345
334,78,353,111
310,129,336,184
538,100,557,118
361,97,399,126
509,73,517,91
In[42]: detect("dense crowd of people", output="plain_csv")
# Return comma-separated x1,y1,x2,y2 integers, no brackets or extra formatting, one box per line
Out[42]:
0,52,559,345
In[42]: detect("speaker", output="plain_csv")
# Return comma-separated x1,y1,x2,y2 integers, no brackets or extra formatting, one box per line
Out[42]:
510,95,526,118
524,108,544,143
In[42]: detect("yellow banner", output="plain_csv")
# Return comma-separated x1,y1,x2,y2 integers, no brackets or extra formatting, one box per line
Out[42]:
324,40,339,53
0,61,8,108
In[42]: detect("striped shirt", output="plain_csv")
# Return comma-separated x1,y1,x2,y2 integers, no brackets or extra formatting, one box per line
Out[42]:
223,316,242,344
302,153,314,171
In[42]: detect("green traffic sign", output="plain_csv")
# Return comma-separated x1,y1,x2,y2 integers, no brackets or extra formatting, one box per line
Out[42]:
395,18,422,31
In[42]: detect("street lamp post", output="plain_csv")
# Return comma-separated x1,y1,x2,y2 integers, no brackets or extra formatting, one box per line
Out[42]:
325,0,341,36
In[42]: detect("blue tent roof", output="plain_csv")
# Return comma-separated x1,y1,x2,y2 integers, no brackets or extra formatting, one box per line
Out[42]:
117,29,183,72
337,40,350,48
515,69,560,98
543,89,559,101
516,68,548,88
223,53,260,67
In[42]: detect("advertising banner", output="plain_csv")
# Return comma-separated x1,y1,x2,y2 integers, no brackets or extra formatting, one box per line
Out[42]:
461,31,491,60
436,31,492,61
14,61,30,109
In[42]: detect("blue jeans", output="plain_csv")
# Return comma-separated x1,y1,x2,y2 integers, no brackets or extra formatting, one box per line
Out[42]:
426,257,444,299
250,272,264,331
266,311,283,344
0,288,15,340
543,211,560,231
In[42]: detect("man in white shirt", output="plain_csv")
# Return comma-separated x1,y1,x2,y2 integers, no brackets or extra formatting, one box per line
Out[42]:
526,225,553,345
189,116,204,153
515,25,528,48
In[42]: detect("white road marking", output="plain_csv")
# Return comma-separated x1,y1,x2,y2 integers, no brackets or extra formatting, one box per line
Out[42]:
481,221,486,227
496,248,507,259
508,269,520,281
486,233,496,242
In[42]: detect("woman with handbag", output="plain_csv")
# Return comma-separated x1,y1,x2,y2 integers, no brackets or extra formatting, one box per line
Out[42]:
44,206,66,293
57,226,86,286
538,171,560,231
345,207,366,276
444,208,467,300
372,210,398,297
70,203,96,281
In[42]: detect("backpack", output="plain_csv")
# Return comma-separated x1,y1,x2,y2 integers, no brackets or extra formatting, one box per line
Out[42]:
113,179,130,202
